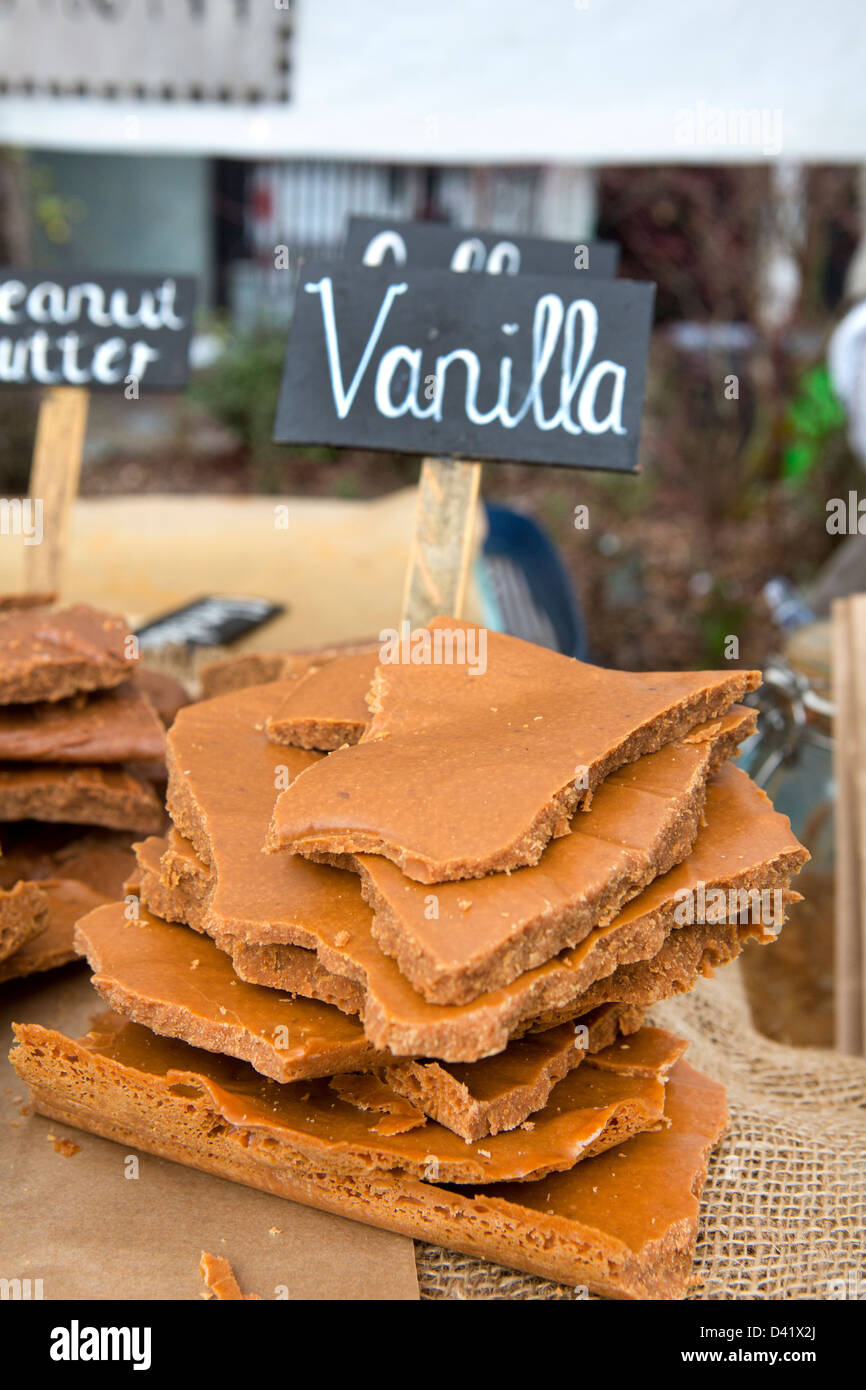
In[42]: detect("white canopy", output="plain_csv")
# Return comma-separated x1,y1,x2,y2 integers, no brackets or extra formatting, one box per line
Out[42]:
0,0,863,163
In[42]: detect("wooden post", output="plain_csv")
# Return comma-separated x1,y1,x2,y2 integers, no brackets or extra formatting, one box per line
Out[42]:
401,456,482,628
832,595,866,1055
24,385,89,596
850,595,866,1053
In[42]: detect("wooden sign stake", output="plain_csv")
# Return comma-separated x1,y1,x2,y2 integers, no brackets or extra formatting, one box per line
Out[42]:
832,594,866,1055
401,456,482,627
849,595,866,1055
25,385,90,596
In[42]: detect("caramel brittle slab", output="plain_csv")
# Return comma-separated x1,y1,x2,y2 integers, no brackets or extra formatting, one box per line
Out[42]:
267,620,759,882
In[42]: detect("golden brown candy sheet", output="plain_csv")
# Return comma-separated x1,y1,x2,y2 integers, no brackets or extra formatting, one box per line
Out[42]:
10,1022,728,1300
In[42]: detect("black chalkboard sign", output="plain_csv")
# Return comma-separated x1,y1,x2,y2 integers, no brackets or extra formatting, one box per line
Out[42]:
0,271,196,390
274,261,655,472
135,596,285,650
345,216,620,279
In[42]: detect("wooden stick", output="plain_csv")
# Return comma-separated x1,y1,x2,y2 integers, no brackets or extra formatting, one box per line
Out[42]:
401,456,482,628
850,594,866,1053
24,385,89,596
832,598,863,1054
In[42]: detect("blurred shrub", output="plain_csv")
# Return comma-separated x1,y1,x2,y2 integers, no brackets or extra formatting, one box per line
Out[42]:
189,330,286,457
188,328,336,491
782,364,847,483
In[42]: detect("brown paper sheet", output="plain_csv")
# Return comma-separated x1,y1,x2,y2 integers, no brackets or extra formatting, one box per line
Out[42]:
0,964,418,1301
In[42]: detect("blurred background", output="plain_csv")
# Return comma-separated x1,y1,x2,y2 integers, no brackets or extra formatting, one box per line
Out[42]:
3,0,866,1049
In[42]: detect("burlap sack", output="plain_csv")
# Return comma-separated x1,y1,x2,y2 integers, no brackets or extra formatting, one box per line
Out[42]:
415,964,866,1299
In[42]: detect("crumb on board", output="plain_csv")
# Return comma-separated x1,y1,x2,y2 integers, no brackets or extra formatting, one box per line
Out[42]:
51,1136,80,1157
199,1250,262,1301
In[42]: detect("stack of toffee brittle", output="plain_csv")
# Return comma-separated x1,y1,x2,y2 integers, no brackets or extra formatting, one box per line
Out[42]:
11,621,808,1299
0,600,182,985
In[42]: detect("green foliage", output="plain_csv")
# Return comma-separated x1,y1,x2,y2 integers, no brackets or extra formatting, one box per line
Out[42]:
591,467,658,517
28,162,87,246
333,473,362,499
782,364,846,483
189,330,287,455
188,328,338,491
697,594,751,666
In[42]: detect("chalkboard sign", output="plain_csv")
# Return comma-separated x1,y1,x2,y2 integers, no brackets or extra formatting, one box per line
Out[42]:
136,597,285,650
345,216,620,279
0,271,196,390
274,261,655,472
